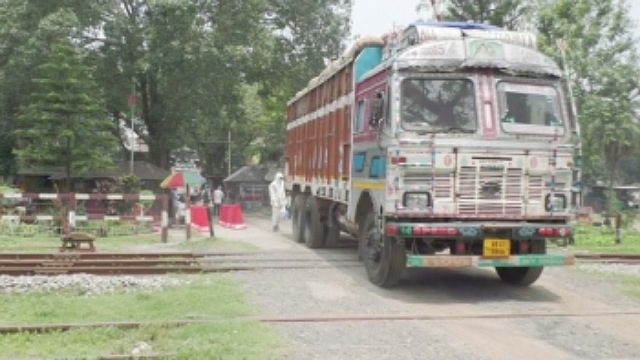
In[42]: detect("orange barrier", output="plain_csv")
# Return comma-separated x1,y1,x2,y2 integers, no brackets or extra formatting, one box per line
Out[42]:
219,204,246,229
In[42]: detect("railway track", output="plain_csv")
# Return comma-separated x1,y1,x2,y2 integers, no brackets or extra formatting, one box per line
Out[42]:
0,252,636,276
0,251,362,275
574,253,640,265
1,310,639,335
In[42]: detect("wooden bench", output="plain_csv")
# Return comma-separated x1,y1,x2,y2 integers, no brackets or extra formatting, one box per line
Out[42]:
60,232,96,252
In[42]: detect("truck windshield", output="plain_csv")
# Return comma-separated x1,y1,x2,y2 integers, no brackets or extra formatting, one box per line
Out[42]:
497,82,565,136
400,78,477,133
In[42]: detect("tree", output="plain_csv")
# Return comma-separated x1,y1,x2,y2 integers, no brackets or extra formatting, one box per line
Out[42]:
0,2,111,180
252,0,351,164
537,0,640,215
444,0,534,29
2,0,352,178
92,0,350,172
14,40,118,191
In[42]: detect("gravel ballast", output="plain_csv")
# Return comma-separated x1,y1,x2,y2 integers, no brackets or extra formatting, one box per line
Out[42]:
0,274,188,296
222,215,640,360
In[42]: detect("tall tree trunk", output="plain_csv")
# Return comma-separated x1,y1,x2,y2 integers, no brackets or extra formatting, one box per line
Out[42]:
65,137,71,193
605,144,620,225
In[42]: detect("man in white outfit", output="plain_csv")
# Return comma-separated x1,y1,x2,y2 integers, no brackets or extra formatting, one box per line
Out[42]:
269,172,287,232
212,185,224,217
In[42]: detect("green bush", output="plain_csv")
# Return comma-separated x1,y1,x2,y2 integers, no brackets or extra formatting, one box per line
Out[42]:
0,185,20,207
75,220,154,238
139,190,155,213
14,223,38,238
572,223,640,253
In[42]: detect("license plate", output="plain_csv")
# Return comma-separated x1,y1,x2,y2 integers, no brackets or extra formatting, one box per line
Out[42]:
483,239,511,257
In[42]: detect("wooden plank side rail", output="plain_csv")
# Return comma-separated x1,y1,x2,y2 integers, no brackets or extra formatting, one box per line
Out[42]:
60,232,96,252
0,192,169,243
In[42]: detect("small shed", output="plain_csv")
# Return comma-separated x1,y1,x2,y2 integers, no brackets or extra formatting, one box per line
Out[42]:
223,166,270,209
20,161,170,193
584,183,640,213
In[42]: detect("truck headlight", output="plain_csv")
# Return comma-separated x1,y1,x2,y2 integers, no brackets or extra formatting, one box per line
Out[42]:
545,194,567,211
403,192,431,210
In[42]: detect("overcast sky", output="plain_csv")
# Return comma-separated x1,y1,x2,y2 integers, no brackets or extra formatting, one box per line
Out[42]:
351,0,640,39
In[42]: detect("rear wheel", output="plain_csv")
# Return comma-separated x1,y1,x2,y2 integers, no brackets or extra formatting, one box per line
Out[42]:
360,212,405,287
291,195,306,243
303,196,325,248
496,240,546,286
324,224,341,248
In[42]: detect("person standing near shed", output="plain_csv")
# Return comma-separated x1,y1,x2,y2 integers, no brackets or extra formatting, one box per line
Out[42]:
202,184,215,237
170,189,182,225
212,185,224,217
269,172,287,232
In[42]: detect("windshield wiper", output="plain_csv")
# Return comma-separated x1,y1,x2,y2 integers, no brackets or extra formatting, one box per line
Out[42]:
438,126,476,134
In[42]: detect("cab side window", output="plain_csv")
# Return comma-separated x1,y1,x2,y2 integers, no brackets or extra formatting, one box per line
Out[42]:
355,99,366,132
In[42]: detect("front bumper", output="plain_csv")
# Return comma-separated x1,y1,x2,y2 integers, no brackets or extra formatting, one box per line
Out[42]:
406,254,575,268
386,221,572,240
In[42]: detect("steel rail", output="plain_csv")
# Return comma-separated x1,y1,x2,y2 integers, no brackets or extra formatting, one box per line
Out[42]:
254,310,640,323
0,263,362,276
0,251,258,260
575,253,640,265
2,310,640,335
0,259,200,267
0,251,636,276
575,254,640,260
98,353,174,360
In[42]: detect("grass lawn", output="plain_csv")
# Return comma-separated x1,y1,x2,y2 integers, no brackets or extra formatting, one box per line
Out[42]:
0,232,259,253
569,224,640,300
0,275,286,359
569,224,640,254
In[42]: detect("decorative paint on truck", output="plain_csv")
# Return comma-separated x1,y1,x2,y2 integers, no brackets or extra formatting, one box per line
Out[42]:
285,21,581,288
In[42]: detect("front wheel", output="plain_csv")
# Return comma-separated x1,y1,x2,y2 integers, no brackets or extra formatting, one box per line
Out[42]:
291,195,306,243
496,267,544,286
496,239,546,286
303,196,325,248
360,212,405,287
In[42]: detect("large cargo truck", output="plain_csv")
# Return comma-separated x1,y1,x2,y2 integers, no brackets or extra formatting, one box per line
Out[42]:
285,21,581,287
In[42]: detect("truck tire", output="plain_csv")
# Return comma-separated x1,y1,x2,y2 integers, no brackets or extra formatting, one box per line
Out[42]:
360,212,405,287
357,212,370,261
495,239,546,286
496,267,544,286
324,224,340,248
291,195,306,243
303,196,325,248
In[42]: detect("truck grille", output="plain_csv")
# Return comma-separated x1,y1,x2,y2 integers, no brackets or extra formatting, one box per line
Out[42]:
458,166,523,216
527,175,544,201
401,169,544,216
403,174,453,198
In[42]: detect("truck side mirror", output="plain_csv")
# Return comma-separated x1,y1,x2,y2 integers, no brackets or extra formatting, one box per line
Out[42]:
369,93,385,128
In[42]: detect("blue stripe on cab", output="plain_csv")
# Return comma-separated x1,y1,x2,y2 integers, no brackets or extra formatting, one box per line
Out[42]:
370,156,386,178
355,47,383,82
353,152,366,172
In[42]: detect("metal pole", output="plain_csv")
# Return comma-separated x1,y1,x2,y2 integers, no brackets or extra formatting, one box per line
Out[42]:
227,131,231,177
129,79,136,175
557,39,583,210
559,47,578,125
430,0,442,21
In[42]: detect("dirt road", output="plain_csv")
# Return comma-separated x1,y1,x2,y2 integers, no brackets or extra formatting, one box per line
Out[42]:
215,213,640,360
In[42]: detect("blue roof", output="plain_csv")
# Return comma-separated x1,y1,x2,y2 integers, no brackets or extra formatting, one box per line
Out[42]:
409,20,503,31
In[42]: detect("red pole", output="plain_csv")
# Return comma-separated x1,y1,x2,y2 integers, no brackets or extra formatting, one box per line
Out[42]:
185,184,191,240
